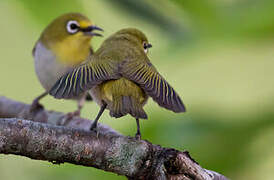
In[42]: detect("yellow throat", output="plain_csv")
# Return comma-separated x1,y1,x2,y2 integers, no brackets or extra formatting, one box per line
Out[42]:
47,35,91,66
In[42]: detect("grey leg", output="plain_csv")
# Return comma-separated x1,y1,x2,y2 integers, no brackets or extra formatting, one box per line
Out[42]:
30,92,48,112
135,118,141,140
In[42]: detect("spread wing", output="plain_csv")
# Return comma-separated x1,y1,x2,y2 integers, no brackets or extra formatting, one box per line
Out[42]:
49,58,119,99
122,59,186,113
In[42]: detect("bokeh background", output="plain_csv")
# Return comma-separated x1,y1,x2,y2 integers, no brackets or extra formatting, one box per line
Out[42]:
1,0,274,179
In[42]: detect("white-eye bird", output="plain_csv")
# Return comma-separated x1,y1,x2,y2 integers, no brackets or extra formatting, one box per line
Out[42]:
49,28,186,139
31,13,103,117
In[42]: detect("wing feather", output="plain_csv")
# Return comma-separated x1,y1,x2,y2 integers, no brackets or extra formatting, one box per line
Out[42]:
49,59,118,99
122,60,186,113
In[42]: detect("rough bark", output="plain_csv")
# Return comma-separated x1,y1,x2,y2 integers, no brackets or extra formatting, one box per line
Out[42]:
0,96,228,180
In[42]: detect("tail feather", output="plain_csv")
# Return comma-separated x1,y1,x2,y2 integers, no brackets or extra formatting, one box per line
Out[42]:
110,96,147,119
110,99,123,118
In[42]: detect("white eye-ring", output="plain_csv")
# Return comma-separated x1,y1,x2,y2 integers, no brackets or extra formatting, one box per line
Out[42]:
66,20,79,34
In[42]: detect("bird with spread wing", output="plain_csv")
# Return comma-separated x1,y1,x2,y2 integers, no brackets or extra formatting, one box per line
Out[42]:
49,28,186,139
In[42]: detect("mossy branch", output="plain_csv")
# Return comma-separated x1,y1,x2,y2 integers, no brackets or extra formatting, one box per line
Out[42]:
0,96,228,180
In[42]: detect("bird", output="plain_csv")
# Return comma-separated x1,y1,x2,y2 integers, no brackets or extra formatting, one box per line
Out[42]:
31,13,103,117
49,28,186,139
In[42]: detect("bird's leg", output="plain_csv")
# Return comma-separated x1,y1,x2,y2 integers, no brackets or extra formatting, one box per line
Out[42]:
30,92,48,112
90,102,107,135
135,118,141,140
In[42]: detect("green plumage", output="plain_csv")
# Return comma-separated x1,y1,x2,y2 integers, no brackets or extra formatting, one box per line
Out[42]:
100,78,148,119
50,28,185,123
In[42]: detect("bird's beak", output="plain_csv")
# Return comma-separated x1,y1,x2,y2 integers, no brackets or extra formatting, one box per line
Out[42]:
80,25,104,37
147,43,152,48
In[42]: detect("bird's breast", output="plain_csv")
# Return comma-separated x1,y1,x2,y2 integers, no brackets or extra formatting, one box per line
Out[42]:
33,42,73,91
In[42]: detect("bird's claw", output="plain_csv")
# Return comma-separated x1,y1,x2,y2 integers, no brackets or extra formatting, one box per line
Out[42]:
60,110,81,125
135,133,141,140
65,110,81,119
90,123,100,138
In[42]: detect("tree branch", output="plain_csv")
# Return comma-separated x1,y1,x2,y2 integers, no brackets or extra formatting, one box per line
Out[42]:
0,96,228,180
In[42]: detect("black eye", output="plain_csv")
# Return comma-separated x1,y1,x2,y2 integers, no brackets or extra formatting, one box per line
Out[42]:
66,20,79,34
143,43,146,48
70,23,78,30
143,42,152,53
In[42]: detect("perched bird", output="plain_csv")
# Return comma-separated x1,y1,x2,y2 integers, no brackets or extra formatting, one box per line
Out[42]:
49,28,186,139
31,13,103,117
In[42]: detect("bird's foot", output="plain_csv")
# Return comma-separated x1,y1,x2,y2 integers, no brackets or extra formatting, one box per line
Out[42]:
90,123,100,138
60,110,81,126
30,100,44,113
65,110,81,119
135,133,141,140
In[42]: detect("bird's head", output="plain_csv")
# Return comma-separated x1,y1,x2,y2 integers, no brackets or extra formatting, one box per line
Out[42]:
39,13,103,65
40,13,103,45
112,28,152,54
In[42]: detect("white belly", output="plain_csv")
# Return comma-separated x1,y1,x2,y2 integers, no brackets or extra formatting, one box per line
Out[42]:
34,42,73,91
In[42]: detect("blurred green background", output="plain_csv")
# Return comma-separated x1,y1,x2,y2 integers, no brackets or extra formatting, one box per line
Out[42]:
1,0,274,179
